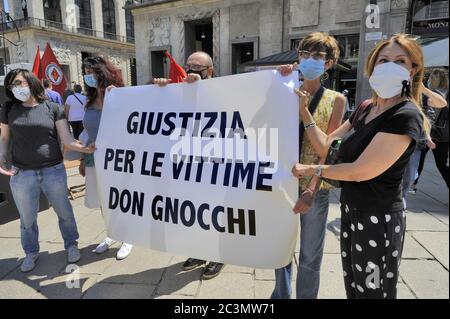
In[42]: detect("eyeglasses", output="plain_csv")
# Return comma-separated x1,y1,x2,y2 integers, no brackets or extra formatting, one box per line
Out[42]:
7,79,28,91
184,64,210,72
297,50,327,60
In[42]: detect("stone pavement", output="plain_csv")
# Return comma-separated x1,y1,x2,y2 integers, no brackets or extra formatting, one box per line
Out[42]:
0,155,448,299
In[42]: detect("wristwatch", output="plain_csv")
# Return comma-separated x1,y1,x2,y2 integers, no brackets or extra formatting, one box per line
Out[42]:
314,165,323,177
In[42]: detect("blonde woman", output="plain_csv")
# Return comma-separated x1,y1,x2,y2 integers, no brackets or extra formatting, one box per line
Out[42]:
292,34,427,298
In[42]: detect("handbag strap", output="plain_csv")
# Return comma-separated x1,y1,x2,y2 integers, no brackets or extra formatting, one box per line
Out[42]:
72,93,84,106
351,99,372,127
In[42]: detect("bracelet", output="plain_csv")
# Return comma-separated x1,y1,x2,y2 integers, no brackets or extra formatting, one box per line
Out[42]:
304,122,316,130
314,165,323,177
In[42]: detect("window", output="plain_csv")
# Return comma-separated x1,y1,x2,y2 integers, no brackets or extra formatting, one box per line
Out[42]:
335,34,360,61
102,0,116,39
412,0,449,35
125,9,135,43
0,48,11,76
76,0,92,34
291,39,302,50
413,0,449,21
43,0,62,23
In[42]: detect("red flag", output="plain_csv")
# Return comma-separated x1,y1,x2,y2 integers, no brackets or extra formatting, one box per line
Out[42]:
40,43,67,95
165,51,187,83
31,46,41,78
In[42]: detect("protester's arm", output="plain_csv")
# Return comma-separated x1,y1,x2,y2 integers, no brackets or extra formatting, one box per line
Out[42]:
79,159,85,177
0,124,14,176
55,119,95,154
296,88,352,158
421,83,447,108
426,135,436,150
292,132,412,182
64,103,70,118
57,93,64,107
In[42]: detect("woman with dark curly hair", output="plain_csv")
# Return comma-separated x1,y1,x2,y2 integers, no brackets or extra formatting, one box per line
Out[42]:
78,56,133,260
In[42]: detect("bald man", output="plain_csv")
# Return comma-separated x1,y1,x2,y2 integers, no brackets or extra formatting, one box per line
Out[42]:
154,52,225,280
153,51,214,85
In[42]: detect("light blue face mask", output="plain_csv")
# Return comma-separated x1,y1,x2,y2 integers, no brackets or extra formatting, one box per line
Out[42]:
298,58,326,80
84,74,98,88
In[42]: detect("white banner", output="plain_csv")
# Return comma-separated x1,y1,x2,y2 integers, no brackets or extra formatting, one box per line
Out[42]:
94,70,299,269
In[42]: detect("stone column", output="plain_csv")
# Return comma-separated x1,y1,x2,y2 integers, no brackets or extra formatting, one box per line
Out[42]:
115,0,127,41
62,0,78,30
91,0,104,37
356,0,410,102
219,7,230,76
356,0,394,103
389,0,410,34
6,0,24,19
26,0,45,20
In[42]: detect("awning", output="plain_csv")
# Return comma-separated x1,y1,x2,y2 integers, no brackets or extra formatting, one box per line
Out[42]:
243,49,353,71
422,37,449,68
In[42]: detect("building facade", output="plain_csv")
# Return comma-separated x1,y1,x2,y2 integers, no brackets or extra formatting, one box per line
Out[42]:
129,0,448,105
0,0,137,88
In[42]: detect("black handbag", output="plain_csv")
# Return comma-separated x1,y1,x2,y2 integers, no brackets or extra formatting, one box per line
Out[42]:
322,139,344,188
321,100,372,188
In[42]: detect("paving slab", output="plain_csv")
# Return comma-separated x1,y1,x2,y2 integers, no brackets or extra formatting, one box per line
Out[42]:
410,231,449,270
400,259,449,299
198,273,254,299
83,282,156,299
98,247,172,285
405,211,448,232
402,232,433,260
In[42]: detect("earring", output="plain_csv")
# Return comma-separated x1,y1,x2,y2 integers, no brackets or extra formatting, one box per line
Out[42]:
321,72,329,82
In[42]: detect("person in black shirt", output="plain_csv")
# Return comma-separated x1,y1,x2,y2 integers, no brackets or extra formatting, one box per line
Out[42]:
401,78,447,205
290,34,428,299
0,69,95,273
410,70,449,191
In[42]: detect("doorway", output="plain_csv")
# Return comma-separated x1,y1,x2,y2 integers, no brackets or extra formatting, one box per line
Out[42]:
150,50,167,79
184,19,213,60
232,42,255,74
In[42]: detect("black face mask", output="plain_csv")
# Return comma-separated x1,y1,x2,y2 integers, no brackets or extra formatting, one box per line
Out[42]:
186,69,208,80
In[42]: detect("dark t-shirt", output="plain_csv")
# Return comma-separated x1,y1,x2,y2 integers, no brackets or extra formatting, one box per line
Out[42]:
1,101,66,170
340,101,424,212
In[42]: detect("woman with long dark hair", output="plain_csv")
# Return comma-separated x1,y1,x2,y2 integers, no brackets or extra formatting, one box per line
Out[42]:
0,69,95,272
79,56,134,260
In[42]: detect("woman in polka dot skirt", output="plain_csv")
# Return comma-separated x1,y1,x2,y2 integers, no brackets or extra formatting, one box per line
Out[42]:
291,34,429,299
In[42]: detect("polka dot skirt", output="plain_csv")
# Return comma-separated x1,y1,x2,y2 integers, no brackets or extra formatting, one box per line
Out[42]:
340,203,406,299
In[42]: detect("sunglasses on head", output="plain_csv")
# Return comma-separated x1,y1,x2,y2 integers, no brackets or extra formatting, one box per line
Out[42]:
83,56,104,66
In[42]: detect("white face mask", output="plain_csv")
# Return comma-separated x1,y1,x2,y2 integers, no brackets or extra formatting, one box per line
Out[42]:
369,62,411,99
12,86,31,102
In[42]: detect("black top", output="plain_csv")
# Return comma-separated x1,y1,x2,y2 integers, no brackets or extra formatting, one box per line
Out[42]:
340,101,424,212
1,101,66,170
